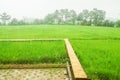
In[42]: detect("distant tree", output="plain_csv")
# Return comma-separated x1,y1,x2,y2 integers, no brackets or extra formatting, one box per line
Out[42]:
33,19,44,24
17,20,26,25
89,8,106,26
77,12,83,24
59,9,69,24
102,20,115,27
9,18,18,25
44,13,55,24
0,12,11,25
44,9,73,24
53,10,61,24
33,19,40,24
69,10,77,24
43,8,106,26
57,9,77,24
115,20,120,27
77,9,90,25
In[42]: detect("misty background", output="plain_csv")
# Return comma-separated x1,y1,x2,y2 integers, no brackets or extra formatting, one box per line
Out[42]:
0,0,120,27
0,0,120,20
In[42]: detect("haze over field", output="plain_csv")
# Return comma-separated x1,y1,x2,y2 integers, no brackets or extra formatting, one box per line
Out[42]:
0,0,120,20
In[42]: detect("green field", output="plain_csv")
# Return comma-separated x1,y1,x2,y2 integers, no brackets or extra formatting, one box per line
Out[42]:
0,25,120,80
0,25,120,39
71,40,120,80
0,41,67,64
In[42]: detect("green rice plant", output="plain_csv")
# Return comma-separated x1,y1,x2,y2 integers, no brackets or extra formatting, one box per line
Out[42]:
0,41,67,64
70,40,120,80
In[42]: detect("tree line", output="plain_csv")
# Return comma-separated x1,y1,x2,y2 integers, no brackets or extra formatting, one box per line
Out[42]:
0,8,120,27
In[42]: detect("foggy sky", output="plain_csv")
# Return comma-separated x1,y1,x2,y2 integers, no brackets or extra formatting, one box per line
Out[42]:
0,0,120,20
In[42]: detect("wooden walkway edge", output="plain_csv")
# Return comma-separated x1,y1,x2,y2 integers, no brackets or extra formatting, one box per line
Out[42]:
64,39,90,80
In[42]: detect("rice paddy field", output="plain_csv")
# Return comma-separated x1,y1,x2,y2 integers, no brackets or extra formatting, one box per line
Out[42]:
0,25,120,80
0,25,120,39
70,40,120,80
0,41,67,64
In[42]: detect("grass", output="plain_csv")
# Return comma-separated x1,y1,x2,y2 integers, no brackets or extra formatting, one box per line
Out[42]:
70,40,120,80
0,25,120,80
0,25,120,39
0,41,67,64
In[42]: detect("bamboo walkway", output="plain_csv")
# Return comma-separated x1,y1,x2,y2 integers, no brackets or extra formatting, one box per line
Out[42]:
64,39,90,80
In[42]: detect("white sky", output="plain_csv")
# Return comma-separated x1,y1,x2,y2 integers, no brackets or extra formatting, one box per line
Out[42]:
0,0,120,20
